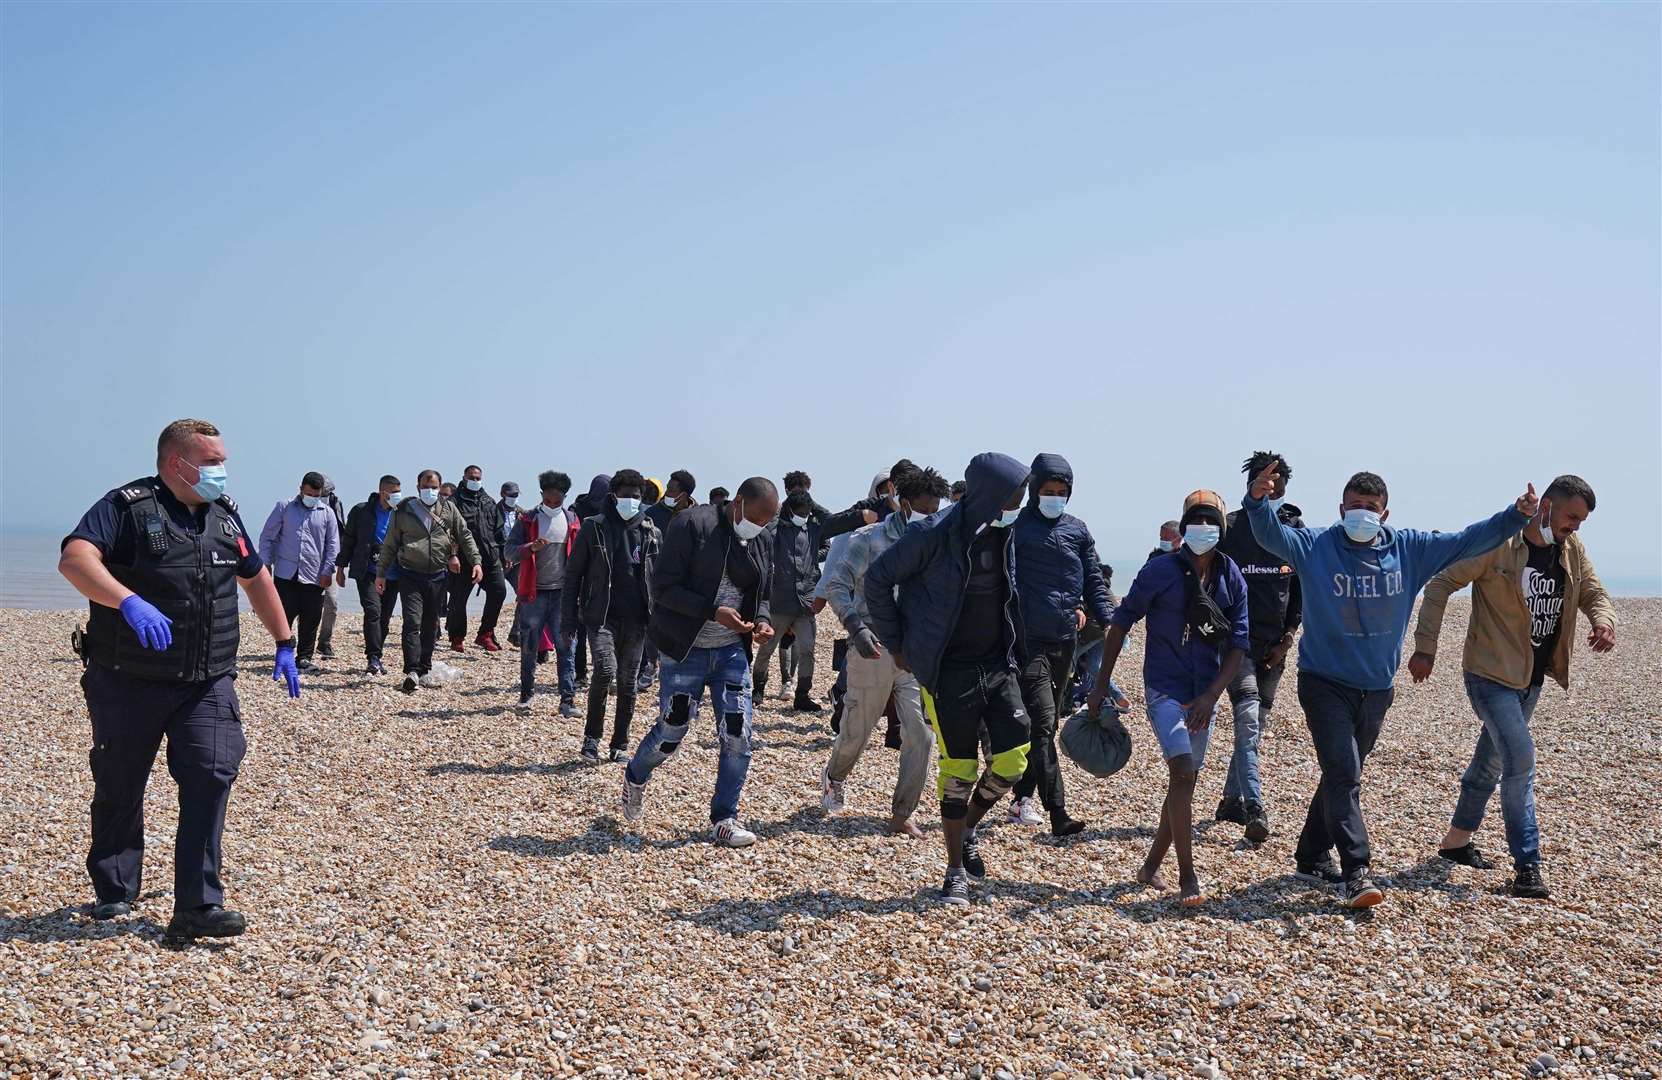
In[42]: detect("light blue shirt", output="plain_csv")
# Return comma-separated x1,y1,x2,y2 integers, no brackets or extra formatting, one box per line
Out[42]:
258,498,341,584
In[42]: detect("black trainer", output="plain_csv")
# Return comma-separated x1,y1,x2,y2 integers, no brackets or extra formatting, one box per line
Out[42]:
940,868,970,906
960,828,986,881
792,685,824,713
1438,842,1495,869
90,900,132,920
1215,797,1246,825
1051,815,1086,838
165,904,247,938
1510,863,1551,899
1294,854,1344,884
401,675,418,694
367,658,385,675
1342,873,1384,909
1243,803,1271,844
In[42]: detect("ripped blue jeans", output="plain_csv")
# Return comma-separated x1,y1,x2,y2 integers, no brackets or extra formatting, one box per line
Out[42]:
624,642,753,824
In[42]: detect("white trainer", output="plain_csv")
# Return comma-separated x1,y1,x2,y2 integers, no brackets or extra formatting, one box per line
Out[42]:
711,818,757,847
820,765,847,814
620,773,646,823
1010,796,1044,827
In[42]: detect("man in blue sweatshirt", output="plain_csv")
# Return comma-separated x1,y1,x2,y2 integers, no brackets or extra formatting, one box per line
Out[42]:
1244,459,1538,908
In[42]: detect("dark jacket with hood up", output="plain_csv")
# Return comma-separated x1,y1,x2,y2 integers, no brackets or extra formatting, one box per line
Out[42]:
451,484,504,565
562,494,660,631
648,499,774,663
1012,453,1115,644
569,474,611,525
864,452,1031,692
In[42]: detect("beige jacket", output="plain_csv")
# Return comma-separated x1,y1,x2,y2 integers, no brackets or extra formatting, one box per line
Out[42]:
1414,532,1615,691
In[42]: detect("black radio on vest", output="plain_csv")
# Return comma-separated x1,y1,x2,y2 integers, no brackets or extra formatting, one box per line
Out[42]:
84,479,243,682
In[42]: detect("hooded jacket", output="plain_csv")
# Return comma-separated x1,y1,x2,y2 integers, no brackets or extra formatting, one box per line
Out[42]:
1012,453,1114,644
563,495,660,630
864,452,1031,691
648,499,774,663
1245,492,1528,691
1218,502,1305,658
569,474,612,524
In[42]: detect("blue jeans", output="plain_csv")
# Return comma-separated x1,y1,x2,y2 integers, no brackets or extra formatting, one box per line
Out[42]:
517,589,575,702
625,643,753,824
1222,660,1285,804
1069,640,1124,710
1451,672,1544,868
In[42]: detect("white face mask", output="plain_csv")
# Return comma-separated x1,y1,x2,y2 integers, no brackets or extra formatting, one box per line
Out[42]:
502,496,516,509
989,507,1020,529
418,488,439,506
790,514,809,528
615,497,642,518
464,479,482,492
732,501,766,542
301,494,320,509
661,494,677,506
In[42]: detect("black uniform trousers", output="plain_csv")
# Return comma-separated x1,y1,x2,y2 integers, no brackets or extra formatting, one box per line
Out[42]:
82,664,246,912
1013,636,1075,814
445,554,507,642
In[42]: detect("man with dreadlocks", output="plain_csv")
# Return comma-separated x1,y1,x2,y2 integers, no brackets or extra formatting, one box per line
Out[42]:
1213,451,1305,844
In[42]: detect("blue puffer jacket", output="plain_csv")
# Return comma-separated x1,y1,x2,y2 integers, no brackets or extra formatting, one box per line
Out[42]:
1013,453,1114,644
865,452,1031,691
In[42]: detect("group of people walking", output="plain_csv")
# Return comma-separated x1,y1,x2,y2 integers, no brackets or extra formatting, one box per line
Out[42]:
58,418,1618,938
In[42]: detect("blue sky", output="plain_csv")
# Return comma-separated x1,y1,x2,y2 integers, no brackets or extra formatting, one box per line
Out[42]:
3,2,1658,585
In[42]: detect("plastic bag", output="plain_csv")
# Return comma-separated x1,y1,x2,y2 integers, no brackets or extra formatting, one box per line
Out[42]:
1059,704,1133,778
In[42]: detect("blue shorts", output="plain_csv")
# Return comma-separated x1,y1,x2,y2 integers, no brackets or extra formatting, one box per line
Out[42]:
1147,690,1212,768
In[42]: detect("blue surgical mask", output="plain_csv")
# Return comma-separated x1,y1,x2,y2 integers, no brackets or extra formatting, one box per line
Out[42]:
387,492,404,507
1038,495,1067,520
615,497,642,518
790,514,809,528
1183,524,1221,555
464,479,482,492
1158,539,1176,552
301,494,320,509
177,460,227,503
1342,508,1382,543
418,488,439,506
990,507,1020,529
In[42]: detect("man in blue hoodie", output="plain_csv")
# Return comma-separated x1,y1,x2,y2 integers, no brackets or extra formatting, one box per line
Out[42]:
865,452,1032,906
1244,459,1538,908
1008,452,1115,837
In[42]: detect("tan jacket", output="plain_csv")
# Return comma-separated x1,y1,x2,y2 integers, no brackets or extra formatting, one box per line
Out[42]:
1414,532,1615,691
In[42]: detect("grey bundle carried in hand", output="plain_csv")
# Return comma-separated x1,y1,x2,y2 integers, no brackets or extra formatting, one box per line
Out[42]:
1059,703,1133,778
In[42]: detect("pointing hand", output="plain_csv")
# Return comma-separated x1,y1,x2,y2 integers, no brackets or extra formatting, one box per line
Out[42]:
1515,483,1539,518
1249,459,1282,502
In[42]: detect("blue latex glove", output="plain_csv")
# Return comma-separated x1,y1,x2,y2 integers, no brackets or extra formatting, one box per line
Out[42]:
119,595,173,651
273,644,301,698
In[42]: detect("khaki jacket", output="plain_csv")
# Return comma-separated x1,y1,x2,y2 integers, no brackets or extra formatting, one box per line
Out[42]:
376,497,480,578
1414,532,1615,691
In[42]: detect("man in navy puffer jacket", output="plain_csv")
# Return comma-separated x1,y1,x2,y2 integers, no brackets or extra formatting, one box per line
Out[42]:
1008,453,1115,836
866,451,1032,905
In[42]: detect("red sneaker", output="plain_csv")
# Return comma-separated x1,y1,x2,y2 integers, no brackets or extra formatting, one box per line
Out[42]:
450,637,466,653
476,632,502,653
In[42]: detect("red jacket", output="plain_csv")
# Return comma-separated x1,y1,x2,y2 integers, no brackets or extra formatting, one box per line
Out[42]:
513,508,579,603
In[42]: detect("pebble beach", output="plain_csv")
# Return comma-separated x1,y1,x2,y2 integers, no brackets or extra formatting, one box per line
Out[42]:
1,598,1658,1080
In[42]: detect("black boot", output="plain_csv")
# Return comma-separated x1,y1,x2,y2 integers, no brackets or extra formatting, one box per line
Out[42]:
165,904,247,939
1215,796,1246,825
793,681,823,713
754,675,768,702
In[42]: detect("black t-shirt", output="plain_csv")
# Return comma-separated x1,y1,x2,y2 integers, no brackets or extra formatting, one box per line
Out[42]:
65,478,263,578
1521,536,1566,686
611,520,649,624
945,527,1011,666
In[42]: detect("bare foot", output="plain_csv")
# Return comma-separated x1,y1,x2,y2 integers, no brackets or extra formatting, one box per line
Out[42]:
1136,866,1172,891
888,816,924,839
1178,873,1205,907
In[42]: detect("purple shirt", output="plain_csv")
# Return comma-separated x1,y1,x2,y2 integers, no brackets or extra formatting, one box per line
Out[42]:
259,498,340,584
1111,548,1251,701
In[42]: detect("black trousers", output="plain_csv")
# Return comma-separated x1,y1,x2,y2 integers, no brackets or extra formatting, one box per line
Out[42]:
572,624,590,680
446,556,507,641
355,575,400,660
1294,670,1395,876
1013,637,1074,814
584,620,649,750
398,574,448,675
82,665,246,912
274,575,325,660
924,662,1031,788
